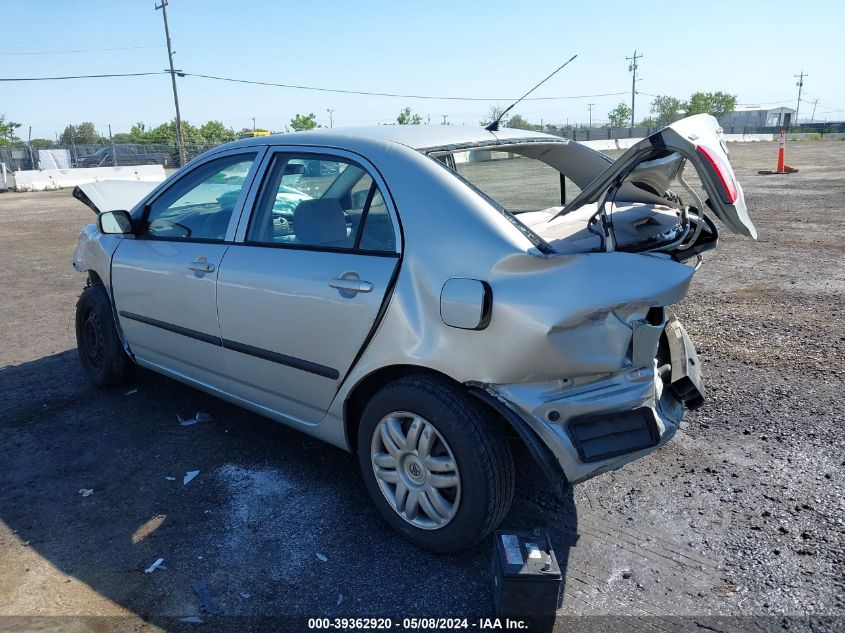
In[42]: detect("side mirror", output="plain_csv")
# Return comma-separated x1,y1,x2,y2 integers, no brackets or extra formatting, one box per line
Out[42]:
97,210,134,235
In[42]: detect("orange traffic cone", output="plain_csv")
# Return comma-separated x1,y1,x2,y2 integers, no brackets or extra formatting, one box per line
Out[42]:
759,131,798,174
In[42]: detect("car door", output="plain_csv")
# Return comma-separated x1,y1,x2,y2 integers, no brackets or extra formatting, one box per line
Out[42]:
216,149,401,425
111,149,263,388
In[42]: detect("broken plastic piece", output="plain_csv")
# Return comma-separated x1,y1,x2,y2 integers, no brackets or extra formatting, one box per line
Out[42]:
165,476,176,481
316,553,328,562
184,471,200,485
123,388,138,396
144,558,165,574
79,489,94,497
180,616,204,624
178,411,213,426
193,581,217,614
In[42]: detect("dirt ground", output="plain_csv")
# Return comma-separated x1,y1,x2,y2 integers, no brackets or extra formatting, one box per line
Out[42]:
0,141,843,632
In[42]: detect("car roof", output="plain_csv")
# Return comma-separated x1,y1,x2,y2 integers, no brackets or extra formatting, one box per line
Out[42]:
221,125,563,153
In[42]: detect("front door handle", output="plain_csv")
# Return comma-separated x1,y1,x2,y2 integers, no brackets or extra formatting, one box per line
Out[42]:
329,277,373,294
188,257,215,273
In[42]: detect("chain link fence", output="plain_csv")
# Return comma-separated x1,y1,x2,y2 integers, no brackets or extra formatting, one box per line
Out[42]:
0,141,221,172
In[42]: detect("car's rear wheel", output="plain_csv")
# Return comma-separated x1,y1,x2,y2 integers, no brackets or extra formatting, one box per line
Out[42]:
75,284,132,387
358,374,514,552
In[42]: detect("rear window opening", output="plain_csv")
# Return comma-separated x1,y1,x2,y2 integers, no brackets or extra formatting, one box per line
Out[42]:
448,149,582,211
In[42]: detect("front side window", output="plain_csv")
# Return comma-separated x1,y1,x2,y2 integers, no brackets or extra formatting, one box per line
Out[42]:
246,154,396,253
142,153,257,240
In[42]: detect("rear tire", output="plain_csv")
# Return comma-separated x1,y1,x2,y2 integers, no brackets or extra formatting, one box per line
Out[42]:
75,284,132,387
358,374,514,552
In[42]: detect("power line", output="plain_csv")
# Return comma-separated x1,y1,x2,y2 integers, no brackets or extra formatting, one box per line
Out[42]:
0,44,162,56
0,68,627,102
0,71,166,81
178,72,628,102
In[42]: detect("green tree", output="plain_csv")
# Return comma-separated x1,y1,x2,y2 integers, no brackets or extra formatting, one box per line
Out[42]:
607,102,633,128
29,138,54,149
127,122,151,142
507,114,535,130
290,113,318,131
396,107,422,125
649,95,682,126
0,114,21,145
480,104,509,128
684,91,737,119
198,120,236,144
60,122,102,145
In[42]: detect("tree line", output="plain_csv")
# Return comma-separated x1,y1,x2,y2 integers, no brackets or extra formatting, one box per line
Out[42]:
0,92,739,150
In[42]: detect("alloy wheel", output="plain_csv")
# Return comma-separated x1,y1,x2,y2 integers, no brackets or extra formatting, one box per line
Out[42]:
370,411,461,530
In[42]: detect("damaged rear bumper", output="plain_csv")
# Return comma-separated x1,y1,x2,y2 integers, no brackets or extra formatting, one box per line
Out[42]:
483,317,703,485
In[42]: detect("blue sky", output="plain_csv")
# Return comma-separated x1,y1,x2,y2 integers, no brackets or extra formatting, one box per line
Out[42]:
3,0,844,140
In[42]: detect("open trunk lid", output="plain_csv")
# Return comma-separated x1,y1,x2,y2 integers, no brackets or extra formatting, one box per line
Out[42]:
559,114,756,239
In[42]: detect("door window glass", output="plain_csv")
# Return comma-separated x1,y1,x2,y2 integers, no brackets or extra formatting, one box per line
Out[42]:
142,153,257,240
247,154,396,253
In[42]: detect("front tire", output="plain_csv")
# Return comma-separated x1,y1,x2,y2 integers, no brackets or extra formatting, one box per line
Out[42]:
75,284,132,387
358,375,514,552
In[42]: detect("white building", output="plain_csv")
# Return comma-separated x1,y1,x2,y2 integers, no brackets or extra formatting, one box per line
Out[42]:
720,106,796,129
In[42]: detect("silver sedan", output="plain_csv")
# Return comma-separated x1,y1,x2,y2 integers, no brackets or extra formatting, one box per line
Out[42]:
72,114,755,551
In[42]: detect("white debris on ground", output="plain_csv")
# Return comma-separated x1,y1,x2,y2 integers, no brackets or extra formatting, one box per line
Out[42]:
183,470,199,485
178,412,213,426
78,488,93,497
144,558,165,574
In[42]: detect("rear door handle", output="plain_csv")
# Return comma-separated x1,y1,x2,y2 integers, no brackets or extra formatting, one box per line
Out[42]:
188,257,215,273
329,278,373,294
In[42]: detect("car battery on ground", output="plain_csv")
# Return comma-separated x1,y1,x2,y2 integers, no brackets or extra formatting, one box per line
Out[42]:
492,528,562,617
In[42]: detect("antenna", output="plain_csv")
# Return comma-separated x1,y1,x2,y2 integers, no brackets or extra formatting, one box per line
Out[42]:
485,54,578,131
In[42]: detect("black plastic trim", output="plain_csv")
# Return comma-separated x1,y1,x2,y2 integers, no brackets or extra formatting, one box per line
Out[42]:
567,406,660,463
240,240,399,258
118,310,339,379
469,388,568,497
119,311,221,346
221,338,339,380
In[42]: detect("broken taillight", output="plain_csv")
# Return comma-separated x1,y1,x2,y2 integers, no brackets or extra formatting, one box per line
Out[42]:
696,144,738,204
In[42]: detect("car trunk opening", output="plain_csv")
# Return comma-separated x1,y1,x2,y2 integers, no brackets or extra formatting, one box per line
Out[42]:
429,114,755,261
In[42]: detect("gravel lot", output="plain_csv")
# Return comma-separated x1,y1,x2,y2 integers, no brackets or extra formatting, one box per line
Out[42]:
0,141,843,632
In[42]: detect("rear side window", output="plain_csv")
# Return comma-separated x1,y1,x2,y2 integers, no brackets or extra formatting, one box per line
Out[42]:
246,153,396,253
142,153,257,241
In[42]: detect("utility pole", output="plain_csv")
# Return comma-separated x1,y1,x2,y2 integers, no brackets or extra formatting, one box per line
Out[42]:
587,103,595,128
794,71,807,127
155,0,185,165
810,98,819,124
108,124,117,166
441,114,448,125
250,117,256,132
27,126,34,169
626,50,642,128
326,108,334,128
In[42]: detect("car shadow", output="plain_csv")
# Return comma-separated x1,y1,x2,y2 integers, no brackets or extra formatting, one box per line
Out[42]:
0,350,576,631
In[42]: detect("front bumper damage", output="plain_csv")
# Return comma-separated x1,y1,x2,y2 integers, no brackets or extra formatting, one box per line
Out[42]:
478,316,704,486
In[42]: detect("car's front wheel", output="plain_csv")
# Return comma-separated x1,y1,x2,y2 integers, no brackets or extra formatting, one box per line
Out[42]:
75,284,132,387
358,375,514,552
